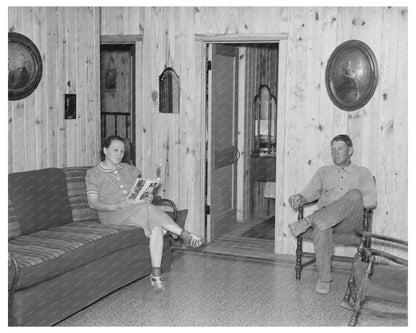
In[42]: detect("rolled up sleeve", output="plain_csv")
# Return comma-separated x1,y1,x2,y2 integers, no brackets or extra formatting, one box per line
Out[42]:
361,169,377,208
299,168,324,203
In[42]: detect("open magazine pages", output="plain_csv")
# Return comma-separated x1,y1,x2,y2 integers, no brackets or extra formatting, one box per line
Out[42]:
126,178,161,203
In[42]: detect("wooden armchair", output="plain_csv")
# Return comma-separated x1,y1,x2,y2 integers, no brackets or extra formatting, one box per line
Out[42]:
340,231,408,326
295,202,374,280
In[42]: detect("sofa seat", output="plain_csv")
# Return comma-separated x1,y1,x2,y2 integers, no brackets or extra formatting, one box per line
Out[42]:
9,221,144,290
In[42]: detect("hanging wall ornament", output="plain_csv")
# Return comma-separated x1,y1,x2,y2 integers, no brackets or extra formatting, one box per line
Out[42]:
8,32,43,100
158,32,180,114
325,40,378,111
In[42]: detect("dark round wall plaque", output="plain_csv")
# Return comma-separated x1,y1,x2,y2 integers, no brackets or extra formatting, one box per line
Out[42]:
8,32,43,101
325,40,378,111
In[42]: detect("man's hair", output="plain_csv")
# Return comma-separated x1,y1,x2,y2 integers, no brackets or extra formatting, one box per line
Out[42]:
331,134,353,148
100,135,125,160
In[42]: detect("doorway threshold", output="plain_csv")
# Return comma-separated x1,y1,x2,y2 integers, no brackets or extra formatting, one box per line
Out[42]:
173,217,295,265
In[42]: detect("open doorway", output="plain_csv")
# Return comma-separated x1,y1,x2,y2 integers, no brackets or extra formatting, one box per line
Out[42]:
205,42,279,243
100,43,136,165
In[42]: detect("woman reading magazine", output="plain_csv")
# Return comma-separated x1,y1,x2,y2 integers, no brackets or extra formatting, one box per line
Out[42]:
85,135,205,291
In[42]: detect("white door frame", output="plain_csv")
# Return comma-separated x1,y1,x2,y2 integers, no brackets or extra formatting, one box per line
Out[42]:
195,33,288,249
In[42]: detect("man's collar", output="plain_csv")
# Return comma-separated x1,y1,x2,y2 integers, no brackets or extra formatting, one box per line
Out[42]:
336,163,356,173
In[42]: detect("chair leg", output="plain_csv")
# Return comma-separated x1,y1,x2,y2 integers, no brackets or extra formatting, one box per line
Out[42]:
349,255,375,326
343,275,355,303
348,304,360,326
295,236,303,280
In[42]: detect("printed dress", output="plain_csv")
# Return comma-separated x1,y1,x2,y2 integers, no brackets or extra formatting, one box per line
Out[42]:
85,162,169,237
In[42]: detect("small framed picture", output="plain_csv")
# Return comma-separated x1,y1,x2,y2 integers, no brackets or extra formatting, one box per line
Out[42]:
8,32,43,101
325,40,378,111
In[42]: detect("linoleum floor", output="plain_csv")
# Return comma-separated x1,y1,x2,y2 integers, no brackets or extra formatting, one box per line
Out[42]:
57,251,407,327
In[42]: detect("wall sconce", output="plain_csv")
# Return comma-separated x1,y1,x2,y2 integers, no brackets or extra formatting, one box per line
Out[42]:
159,67,180,114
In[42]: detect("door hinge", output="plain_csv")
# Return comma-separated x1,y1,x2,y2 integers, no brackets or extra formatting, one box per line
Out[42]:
205,204,211,215
207,60,212,71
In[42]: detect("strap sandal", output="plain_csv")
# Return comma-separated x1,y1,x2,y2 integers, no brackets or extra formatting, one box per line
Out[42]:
150,275,165,291
183,234,206,248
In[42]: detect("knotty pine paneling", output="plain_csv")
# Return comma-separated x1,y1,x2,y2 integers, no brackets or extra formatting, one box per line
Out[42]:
8,7,100,171
8,7,407,257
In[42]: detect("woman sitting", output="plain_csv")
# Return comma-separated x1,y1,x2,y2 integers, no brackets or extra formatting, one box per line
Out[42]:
85,135,205,291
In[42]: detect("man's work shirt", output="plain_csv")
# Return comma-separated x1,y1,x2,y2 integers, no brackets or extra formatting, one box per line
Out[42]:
299,163,377,209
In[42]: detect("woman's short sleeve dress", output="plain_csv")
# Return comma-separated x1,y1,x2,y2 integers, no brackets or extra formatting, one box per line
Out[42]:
85,162,166,236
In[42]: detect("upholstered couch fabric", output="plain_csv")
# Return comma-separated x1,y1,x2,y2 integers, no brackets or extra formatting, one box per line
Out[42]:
8,167,173,326
9,221,142,289
63,167,100,222
8,168,74,236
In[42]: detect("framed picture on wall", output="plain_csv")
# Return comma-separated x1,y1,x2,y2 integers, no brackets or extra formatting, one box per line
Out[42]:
325,40,378,111
8,32,43,101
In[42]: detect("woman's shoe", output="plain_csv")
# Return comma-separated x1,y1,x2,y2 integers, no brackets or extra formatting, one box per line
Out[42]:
183,234,206,248
150,275,165,291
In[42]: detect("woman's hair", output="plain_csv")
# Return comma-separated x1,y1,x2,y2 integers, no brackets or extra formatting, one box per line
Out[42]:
100,135,125,161
331,134,353,148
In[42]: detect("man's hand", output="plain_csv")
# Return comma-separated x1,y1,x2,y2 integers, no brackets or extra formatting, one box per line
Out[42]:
288,194,307,210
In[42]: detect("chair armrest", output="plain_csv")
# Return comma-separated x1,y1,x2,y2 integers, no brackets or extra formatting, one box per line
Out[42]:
362,247,408,266
152,195,178,221
299,200,319,208
357,231,408,247
297,200,318,219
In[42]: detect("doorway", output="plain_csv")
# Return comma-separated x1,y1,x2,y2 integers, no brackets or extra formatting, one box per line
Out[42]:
205,42,279,243
100,43,136,165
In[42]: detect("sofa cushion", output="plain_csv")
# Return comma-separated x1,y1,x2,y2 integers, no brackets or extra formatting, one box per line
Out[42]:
8,168,73,236
8,221,146,290
62,167,100,222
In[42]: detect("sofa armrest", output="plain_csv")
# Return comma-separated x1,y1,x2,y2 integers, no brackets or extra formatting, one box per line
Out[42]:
152,196,178,221
8,252,20,318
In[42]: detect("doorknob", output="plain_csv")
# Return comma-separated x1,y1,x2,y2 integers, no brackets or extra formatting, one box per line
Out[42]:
234,146,241,164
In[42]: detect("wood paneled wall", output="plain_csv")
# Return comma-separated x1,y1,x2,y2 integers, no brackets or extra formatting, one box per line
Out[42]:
8,7,408,257
8,7,100,171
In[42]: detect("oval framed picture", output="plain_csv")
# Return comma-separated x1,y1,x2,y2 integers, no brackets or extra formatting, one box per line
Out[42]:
8,32,43,101
325,40,378,111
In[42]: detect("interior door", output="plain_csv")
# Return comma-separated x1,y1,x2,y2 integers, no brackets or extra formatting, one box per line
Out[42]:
207,44,239,241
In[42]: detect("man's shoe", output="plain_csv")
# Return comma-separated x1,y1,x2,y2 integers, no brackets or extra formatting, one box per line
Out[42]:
315,279,330,294
288,218,311,237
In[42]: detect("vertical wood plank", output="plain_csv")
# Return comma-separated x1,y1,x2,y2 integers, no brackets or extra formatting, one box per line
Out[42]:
57,7,67,168
76,7,87,166
393,8,408,253
85,7,99,166
66,7,78,167
45,7,58,167
22,7,37,170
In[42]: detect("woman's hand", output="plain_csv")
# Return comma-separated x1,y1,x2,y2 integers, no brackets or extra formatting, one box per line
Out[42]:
144,194,154,203
119,199,134,209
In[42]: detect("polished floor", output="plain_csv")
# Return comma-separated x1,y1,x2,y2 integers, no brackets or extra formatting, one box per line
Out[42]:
57,250,407,327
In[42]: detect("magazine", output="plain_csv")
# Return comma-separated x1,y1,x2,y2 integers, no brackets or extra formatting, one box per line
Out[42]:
126,177,161,203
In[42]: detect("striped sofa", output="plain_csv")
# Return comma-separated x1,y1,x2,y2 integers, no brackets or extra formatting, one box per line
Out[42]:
8,167,175,326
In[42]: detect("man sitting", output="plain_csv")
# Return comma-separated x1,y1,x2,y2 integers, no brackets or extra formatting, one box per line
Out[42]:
288,134,377,294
